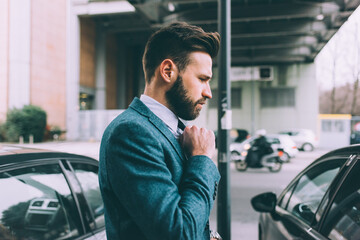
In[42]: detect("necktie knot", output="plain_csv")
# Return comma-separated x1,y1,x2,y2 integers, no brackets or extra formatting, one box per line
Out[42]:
177,120,186,131
175,120,185,139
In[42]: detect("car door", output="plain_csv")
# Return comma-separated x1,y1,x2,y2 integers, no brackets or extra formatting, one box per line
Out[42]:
261,156,349,240
64,159,105,239
0,160,86,240
318,155,360,239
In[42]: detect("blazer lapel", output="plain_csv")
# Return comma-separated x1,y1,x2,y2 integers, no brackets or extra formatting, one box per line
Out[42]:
149,116,185,161
129,98,185,162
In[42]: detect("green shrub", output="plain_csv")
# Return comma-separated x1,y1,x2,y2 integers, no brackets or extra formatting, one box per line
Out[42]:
0,123,6,142
5,105,47,142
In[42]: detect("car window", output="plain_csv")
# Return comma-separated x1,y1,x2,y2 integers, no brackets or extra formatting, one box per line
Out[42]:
70,163,105,230
0,164,81,240
279,184,296,209
321,160,360,240
280,158,344,224
266,137,280,144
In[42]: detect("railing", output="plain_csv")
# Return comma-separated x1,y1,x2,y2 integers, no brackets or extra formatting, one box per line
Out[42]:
78,109,124,141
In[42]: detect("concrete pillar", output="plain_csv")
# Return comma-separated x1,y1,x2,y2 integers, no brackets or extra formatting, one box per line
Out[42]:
66,0,81,140
0,0,9,121
8,0,31,109
117,40,126,109
94,23,106,110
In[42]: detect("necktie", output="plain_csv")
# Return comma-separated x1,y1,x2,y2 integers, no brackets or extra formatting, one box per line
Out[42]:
176,120,185,139
178,120,186,131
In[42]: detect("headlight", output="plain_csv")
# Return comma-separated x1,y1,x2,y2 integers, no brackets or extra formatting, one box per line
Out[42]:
244,143,251,150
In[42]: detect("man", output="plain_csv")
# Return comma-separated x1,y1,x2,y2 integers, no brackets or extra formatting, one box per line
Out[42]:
99,22,221,240
246,129,273,167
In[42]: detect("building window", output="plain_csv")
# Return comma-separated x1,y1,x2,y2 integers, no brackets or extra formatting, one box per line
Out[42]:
79,93,94,110
209,88,242,109
260,88,295,108
232,88,242,108
322,120,345,133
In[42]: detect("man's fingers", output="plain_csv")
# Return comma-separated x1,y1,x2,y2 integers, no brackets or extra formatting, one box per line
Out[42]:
181,126,215,158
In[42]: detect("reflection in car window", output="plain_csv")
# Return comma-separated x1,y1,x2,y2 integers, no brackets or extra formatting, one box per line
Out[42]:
0,164,81,240
70,163,105,230
282,159,344,224
321,160,360,240
279,184,295,209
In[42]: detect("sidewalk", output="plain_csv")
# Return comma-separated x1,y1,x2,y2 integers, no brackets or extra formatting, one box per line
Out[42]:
14,140,101,160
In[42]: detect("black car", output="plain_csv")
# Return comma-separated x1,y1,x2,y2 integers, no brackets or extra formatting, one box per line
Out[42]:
251,144,360,240
0,145,105,240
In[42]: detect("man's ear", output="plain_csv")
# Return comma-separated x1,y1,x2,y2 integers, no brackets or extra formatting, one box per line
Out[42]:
159,59,178,83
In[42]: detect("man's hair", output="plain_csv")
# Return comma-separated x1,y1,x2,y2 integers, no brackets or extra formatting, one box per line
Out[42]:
142,22,220,83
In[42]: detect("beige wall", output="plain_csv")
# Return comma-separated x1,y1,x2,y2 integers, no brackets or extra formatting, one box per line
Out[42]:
30,0,67,129
106,33,118,109
0,0,9,122
80,17,96,89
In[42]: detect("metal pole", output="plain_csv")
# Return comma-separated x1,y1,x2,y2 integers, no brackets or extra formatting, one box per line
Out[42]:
251,78,255,135
217,0,231,239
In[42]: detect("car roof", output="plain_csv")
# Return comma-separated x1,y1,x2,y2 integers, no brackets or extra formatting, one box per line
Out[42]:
236,134,287,142
292,144,360,176
279,129,314,133
316,144,360,161
0,144,97,167
267,133,285,137
266,133,292,140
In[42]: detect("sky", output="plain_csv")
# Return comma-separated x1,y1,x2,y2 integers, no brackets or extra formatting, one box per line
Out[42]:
316,6,360,92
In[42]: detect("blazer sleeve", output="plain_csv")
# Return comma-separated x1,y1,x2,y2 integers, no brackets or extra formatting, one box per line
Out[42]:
103,120,220,240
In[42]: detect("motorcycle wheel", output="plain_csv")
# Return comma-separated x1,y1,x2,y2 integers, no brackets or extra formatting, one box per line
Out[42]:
231,151,241,161
279,152,290,163
235,160,248,171
268,161,282,172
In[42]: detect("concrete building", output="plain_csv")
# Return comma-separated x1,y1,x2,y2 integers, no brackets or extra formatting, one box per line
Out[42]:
0,0,358,141
0,0,66,130
207,64,318,135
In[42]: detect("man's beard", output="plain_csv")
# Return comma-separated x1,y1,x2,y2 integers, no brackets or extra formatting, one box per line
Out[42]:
166,75,207,120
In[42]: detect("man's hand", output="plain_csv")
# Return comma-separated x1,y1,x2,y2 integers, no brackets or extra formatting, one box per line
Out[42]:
180,125,216,160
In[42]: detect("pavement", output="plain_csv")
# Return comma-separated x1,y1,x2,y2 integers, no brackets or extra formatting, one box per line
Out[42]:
14,140,101,160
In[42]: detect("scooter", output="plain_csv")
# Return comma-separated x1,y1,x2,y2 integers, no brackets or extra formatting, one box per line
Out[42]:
232,145,284,172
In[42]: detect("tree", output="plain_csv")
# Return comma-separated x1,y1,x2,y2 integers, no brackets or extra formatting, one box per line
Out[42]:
350,22,360,115
318,10,360,115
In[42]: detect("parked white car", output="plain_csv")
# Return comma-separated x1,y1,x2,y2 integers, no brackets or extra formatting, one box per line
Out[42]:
230,133,298,162
279,129,318,152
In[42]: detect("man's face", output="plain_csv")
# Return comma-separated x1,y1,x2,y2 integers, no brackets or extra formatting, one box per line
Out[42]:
166,52,213,120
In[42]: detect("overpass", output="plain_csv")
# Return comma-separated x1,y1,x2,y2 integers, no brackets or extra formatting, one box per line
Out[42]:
68,0,360,140
91,0,360,65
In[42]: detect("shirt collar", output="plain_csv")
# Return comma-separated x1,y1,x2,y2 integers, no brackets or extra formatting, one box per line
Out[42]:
140,94,179,134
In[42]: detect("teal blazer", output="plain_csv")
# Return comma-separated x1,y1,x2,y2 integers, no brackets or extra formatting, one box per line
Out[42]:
99,97,220,240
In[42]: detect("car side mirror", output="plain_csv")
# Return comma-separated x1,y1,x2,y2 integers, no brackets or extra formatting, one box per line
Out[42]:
251,192,277,213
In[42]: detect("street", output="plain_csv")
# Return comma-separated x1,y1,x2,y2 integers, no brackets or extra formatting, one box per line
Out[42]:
210,149,329,239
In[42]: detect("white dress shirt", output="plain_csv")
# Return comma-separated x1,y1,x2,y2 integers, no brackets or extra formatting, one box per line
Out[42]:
140,94,183,138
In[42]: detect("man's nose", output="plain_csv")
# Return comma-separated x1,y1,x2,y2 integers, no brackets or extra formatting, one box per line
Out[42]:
203,82,212,99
